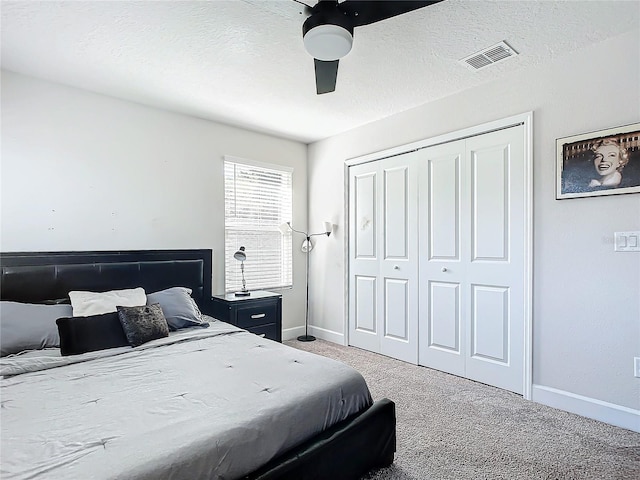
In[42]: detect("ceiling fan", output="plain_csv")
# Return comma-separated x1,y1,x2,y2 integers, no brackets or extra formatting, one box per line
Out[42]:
297,0,443,94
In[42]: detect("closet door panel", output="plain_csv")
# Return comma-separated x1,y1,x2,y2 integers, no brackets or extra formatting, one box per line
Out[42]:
429,281,460,352
379,156,418,364
349,164,381,353
465,126,525,394
418,141,466,375
354,172,377,259
384,278,408,340
471,145,509,261
470,284,509,363
384,166,409,259
354,276,377,334
428,154,461,260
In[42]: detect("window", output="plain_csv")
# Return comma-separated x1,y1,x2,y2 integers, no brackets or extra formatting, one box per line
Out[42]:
224,158,292,292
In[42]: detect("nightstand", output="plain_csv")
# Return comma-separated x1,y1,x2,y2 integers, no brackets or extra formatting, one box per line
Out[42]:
211,291,282,342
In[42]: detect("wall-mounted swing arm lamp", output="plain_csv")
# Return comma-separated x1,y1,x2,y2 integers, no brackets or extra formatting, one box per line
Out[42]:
278,221,333,342
233,246,250,297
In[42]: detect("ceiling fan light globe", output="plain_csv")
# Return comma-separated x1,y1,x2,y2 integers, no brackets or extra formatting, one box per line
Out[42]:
303,24,353,61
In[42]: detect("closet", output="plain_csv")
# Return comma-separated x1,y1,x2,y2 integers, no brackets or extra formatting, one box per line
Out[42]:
348,123,528,394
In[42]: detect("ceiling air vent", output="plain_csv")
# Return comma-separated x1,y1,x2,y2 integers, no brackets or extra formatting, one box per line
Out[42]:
460,41,518,71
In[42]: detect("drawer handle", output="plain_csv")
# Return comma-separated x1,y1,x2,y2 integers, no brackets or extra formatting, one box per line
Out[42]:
251,313,266,319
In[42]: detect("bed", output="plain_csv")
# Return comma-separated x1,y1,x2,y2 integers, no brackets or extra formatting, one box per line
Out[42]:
0,249,395,480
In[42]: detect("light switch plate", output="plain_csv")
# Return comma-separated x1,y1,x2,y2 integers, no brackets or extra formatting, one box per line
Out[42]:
614,231,640,252
635,357,640,378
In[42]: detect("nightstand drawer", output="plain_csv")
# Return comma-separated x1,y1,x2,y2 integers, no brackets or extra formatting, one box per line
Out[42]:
210,291,282,343
236,303,277,328
246,323,277,340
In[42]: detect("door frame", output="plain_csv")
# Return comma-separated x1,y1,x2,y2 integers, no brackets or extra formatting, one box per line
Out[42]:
344,111,534,400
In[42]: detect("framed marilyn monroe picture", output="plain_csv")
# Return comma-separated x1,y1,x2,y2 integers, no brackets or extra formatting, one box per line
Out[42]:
556,123,640,199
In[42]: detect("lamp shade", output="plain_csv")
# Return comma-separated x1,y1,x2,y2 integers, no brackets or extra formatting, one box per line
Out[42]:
324,222,333,235
233,246,246,262
301,239,313,253
278,222,291,235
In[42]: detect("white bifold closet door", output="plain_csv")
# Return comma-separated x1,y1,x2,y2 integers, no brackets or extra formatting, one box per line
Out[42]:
348,124,526,395
418,125,525,394
348,152,419,364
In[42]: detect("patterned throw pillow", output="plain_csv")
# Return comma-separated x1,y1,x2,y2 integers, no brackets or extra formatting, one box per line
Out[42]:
116,304,169,347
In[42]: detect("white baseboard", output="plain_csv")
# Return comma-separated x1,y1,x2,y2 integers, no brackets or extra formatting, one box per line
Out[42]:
282,326,306,341
532,384,640,433
308,325,346,345
283,325,346,344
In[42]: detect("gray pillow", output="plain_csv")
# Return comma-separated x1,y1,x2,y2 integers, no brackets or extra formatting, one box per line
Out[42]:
1,301,72,356
117,304,169,347
146,287,208,330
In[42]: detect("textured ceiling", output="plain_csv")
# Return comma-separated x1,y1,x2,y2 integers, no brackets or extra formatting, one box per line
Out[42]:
1,1,639,143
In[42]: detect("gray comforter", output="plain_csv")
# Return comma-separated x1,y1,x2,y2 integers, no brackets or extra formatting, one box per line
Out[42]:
0,320,372,480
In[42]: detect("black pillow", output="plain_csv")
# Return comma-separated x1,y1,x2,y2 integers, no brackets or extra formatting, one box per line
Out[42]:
56,312,129,356
117,304,169,347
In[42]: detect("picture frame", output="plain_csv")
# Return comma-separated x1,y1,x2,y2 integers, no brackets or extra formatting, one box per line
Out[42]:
556,122,640,199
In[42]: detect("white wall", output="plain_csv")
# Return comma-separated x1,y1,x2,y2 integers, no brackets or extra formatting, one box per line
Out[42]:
307,30,640,427
0,70,308,334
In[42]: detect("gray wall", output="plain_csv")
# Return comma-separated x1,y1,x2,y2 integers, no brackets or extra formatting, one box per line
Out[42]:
0,71,308,336
307,29,640,422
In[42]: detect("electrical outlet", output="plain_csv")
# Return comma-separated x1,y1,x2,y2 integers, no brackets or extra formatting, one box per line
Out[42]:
635,357,640,378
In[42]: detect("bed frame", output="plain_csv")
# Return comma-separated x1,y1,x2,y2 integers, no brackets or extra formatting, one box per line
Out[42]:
0,249,396,480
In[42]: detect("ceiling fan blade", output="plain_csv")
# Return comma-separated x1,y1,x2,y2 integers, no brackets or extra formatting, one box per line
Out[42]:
314,59,339,94
340,0,443,27
292,0,314,13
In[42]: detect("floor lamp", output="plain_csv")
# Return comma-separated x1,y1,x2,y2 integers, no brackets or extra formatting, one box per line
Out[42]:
279,221,332,342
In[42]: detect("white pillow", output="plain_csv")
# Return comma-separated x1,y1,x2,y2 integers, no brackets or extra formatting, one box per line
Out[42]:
69,287,147,317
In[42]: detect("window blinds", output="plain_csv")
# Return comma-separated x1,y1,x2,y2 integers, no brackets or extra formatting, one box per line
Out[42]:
224,160,293,292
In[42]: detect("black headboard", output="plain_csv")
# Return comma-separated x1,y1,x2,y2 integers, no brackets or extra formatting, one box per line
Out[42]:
0,250,213,313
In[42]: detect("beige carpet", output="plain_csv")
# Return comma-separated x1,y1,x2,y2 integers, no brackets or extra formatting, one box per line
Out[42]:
285,338,640,480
